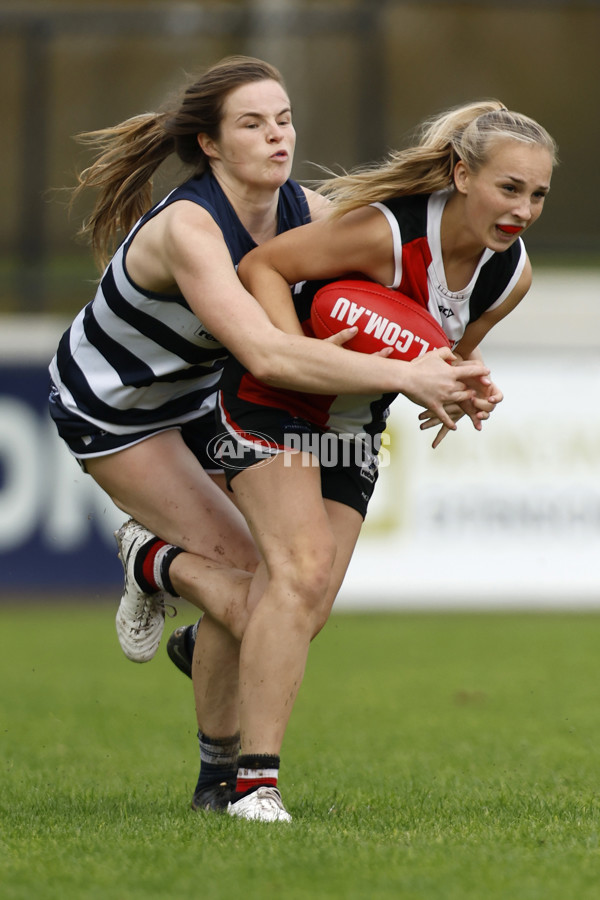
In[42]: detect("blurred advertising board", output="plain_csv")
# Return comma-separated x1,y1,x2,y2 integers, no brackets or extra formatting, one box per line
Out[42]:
0,319,124,591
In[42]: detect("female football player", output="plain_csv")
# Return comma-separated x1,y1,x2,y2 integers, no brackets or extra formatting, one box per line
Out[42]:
207,100,557,820
49,58,487,818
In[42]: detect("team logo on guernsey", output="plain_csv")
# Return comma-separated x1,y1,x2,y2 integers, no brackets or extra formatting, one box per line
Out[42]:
194,323,220,343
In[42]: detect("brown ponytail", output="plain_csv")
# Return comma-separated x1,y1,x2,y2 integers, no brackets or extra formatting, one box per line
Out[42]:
71,56,286,269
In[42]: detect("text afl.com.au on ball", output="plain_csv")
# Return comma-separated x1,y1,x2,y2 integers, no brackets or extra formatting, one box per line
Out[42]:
206,431,391,471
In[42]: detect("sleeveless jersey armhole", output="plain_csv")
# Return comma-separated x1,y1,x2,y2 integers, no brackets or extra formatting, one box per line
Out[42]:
370,202,402,289
488,238,527,311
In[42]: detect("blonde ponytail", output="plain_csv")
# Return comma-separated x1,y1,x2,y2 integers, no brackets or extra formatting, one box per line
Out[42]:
320,100,557,218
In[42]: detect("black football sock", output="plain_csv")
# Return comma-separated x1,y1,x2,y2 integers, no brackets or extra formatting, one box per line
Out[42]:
193,731,240,795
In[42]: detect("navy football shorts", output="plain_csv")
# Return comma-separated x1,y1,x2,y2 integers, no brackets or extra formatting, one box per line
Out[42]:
49,382,223,474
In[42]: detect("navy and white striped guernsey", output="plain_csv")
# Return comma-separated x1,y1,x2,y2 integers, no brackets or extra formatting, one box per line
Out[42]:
49,171,310,436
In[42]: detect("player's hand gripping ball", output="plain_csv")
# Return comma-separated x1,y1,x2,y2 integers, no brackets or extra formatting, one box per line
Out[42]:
310,279,451,360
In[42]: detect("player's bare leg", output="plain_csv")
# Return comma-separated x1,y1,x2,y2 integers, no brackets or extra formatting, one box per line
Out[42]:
226,453,363,821
87,432,259,808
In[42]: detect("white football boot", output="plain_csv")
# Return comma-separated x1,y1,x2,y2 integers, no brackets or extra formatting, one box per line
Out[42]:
114,519,169,663
227,787,292,823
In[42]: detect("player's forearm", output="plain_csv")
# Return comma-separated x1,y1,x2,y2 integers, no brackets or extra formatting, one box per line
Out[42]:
252,330,414,395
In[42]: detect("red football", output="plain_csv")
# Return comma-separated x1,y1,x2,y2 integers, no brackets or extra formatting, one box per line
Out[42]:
310,279,451,360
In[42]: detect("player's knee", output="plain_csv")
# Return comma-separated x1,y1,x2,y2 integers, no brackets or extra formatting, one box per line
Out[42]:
282,535,337,614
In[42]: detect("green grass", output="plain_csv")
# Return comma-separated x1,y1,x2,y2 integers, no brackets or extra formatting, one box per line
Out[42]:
3,605,600,899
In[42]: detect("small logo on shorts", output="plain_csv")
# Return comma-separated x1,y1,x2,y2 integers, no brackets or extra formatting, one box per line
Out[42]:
359,455,380,483
206,430,281,471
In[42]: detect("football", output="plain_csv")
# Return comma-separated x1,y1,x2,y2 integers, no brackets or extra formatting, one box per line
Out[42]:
310,279,451,361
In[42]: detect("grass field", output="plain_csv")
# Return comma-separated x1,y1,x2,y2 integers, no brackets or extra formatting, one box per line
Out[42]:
3,605,600,899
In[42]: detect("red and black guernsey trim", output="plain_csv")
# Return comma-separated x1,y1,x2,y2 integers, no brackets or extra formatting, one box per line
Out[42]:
218,392,288,453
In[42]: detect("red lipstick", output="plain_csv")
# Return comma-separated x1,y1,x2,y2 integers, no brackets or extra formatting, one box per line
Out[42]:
497,224,523,235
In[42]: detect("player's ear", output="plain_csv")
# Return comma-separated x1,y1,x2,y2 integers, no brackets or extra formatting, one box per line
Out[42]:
453,159,469,195
197,133,218,159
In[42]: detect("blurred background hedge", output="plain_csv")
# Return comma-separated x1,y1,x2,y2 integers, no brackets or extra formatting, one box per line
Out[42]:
2,0,599,315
